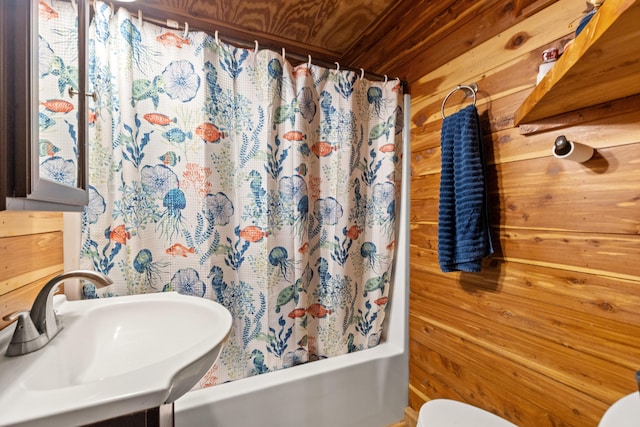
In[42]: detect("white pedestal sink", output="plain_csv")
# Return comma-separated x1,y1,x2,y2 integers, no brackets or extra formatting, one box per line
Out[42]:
0,292,232,427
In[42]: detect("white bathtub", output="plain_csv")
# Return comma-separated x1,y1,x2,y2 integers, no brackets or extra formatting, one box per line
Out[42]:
174,94,411,427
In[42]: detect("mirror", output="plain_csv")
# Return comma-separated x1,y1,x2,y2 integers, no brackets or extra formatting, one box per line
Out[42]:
1,0,88,210
38,0,81,188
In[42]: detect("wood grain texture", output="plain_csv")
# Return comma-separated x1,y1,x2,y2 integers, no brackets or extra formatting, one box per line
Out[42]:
404,0,640,424
517,94,640,135
0,232,64,283
515,0,640,123
133,0,396,64
0,272,62,330
0,211,63,237
403,407,418,427
347,0,547,79
0,212,64,331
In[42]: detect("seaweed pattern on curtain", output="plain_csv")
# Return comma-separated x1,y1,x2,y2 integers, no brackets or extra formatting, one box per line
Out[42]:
81,1,403,387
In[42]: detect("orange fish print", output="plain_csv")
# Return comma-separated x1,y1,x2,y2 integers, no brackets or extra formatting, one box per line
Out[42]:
298,242,309,254
109,225,131,245
311,142,338,157
156,32,191,48
88,110,98,124
195,123,226,143
288,308,307,319
39,1,58,20
239,226,269,243
374,296,388,306
292,66,312,78
41,99,74,113
307,303,332,318
346,225,361,240
144,113,176,126
386,240,396,250
392,82,402,93
379,143,395,153
166,243,195,257
282,131,305,141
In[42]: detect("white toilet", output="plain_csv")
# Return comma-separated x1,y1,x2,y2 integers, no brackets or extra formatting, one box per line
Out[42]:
598,392,640,427
417,399,519,427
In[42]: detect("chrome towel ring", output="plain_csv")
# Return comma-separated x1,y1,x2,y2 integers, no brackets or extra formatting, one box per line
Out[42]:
441,83,478,119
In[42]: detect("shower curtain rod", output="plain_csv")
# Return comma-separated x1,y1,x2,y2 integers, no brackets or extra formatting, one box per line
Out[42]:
102,2,400,84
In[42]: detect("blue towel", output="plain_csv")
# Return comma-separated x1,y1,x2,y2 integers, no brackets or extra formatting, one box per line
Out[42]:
438,104,493,272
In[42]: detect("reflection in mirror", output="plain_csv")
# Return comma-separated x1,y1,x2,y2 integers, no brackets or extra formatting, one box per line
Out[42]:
38,0,79,188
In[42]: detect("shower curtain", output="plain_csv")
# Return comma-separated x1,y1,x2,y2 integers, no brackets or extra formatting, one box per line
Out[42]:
81,1,403,386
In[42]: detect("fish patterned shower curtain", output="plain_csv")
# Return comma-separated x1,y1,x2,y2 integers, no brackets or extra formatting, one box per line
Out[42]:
81,1,403,386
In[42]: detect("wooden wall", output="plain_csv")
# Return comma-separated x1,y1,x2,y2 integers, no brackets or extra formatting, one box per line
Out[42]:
1,1,639,424
0,211,64,331
389,0,640,425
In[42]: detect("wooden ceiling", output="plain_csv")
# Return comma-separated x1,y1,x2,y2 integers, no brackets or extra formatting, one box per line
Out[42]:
133,0,546,80
134,0,398,65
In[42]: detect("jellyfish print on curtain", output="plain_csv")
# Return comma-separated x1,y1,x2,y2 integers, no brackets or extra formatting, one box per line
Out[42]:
81,1,403,386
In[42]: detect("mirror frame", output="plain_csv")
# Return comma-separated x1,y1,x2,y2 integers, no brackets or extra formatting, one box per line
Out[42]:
3,0,89,211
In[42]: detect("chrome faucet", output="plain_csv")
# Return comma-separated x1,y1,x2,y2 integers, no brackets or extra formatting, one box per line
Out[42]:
3,270,113,356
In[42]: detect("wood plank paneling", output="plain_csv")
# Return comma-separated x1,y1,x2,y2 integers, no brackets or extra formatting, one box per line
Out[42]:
411,143,640,235
411,270,640,372
0,211,64,331
133,0,397,64
409,314,608,426
0,211,64,237
403,0,640,424
0,232,64,286
411,257,640,333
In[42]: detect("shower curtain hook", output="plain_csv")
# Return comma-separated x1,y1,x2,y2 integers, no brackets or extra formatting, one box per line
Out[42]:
360,68,365,80
282,47,286,60
138,9,143,26
308,55,312,68
254,40,259,53
383,75,388,84
183,22,189,38
214,30,220,46
335,62,340,72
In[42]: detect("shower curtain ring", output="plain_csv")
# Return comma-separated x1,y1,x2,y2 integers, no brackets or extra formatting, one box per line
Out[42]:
183,22,189,38
138,9,142,26
384,75,388,84
308,55,312,68
254,40,259,53
360,68,365,80
215,30,220,45
282,47,286,60
335,62,340,71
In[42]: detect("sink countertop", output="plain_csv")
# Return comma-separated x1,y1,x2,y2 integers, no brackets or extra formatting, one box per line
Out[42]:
0,292,231,427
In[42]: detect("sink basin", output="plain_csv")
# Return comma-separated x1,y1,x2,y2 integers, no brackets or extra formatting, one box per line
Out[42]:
0,292,232,427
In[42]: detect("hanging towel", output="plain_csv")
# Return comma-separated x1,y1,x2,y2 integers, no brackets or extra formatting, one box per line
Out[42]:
438,104,494,272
